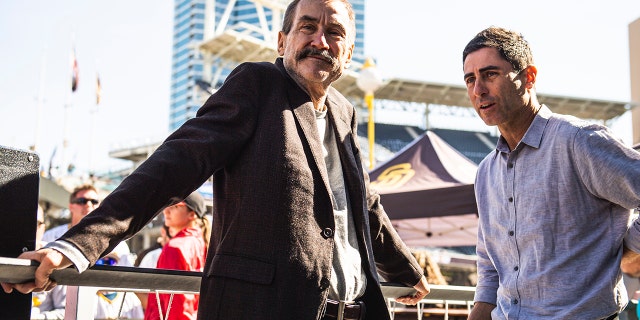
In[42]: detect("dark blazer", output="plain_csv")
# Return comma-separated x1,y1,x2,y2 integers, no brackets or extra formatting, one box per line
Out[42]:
60,58,423,320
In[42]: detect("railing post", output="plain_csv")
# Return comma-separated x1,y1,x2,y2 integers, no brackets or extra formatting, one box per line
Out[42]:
64,286,99,320
0,146,40,319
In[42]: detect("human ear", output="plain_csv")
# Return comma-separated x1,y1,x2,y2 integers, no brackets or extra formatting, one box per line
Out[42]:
277,31,286,56
344,43,354,67
524,65,537,88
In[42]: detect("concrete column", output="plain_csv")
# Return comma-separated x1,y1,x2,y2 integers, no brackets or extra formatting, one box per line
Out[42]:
630,18,640,144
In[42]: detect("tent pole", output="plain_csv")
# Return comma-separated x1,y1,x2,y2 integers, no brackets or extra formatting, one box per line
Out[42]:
424,103,430,130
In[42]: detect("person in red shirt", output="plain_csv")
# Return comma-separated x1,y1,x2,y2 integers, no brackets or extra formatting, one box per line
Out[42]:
145,191,209,320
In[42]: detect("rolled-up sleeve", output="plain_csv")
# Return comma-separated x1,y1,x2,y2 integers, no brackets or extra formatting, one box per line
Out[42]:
474,218,499,305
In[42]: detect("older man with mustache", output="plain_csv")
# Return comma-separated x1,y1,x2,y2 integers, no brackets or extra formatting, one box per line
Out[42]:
2,0,430,319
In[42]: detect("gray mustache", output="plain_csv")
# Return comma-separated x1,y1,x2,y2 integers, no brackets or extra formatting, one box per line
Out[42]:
297,48,338,66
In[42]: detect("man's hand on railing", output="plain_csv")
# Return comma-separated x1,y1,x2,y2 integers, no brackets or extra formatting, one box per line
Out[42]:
394,275,430,305
1,248,72,294
468,301,495,320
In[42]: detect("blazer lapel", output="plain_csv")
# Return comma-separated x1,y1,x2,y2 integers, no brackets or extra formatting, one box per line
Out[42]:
327,97,360,178
326,91,368,228
290,99,333,203
277,58,333,200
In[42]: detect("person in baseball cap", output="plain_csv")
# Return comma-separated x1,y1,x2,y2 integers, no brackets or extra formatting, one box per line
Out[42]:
181,191,207,218
145,191,210,320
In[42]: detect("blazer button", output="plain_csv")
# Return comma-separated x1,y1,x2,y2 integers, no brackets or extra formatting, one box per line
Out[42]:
322,228,334,239
320,278,330,290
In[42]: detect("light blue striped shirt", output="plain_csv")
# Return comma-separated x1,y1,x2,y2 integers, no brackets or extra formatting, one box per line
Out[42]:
474,105,640,319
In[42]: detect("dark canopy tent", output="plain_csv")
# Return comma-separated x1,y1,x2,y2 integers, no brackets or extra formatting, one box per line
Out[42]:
369,131,480,247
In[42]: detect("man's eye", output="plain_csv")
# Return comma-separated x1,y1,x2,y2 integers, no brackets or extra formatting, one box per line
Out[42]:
328,29,343,37
464,77,475,85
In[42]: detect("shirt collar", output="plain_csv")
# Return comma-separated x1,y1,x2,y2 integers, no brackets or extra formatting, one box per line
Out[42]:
495,104,552,152
521,104,552,149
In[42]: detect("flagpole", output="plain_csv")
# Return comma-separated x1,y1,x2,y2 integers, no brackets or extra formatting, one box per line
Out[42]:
62,86,71,176
89,67,100,174
89,101,96,174
34,48,47,154
64,35,79,176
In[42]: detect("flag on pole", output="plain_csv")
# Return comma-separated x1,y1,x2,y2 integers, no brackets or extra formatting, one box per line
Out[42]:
96,73,101,105
71,48,79,92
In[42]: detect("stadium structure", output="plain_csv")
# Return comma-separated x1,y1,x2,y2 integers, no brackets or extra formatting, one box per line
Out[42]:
100,0,635,255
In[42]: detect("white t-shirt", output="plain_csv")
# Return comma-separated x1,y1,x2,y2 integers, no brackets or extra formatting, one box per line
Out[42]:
138,247,162,269
94,291,144,319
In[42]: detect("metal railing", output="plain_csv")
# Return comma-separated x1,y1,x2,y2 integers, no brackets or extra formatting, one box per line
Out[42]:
0,257,476,320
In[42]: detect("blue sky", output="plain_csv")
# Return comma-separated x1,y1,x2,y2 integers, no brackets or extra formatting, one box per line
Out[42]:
1,0,639,175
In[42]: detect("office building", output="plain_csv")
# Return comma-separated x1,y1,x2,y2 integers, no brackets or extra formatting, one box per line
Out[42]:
169,0,366,131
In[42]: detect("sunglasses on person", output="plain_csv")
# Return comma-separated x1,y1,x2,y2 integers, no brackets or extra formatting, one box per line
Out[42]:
95,256,118,266
71,197,100,205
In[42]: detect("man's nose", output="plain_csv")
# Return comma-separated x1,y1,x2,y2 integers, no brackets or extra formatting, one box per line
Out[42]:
473,78,488,97
310,30,329,49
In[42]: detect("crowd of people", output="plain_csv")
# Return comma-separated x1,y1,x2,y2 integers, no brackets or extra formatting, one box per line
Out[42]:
31,185,143,319
31,186,211,320
2,0,640,319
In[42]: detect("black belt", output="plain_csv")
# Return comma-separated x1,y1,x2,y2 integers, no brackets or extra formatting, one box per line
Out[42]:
601,313,618,320
322,299,365,320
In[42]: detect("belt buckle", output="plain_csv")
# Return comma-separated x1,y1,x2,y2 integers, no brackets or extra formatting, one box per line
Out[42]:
355,300,365,320
336,300,346,320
